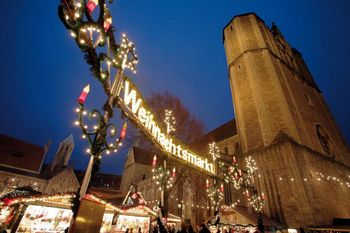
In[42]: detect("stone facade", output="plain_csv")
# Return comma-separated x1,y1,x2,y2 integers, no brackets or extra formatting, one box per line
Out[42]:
222,13,350,227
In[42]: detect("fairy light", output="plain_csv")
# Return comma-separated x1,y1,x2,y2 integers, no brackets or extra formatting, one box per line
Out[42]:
164,109,176,135
206,179,224,208
5,193,76,207
152,159,176,192
218,155,265,213
209,142,220,161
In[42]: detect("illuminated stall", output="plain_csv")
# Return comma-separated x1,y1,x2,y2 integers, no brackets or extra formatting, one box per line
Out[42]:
84,189,157,233
98,189,157,233
93,189,181,233
1,190,180,233
0,193,75,233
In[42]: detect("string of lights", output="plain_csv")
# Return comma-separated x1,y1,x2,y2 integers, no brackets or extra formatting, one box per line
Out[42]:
258,171,350,188
217,155,265,218
3,193,76,207
209,142,221,161
206,179,224,209
164,109,176,135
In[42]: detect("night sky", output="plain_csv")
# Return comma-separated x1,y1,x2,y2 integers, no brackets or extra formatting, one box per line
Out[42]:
0,1,349,175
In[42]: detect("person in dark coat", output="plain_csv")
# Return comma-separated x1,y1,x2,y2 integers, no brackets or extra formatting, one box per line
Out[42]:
188,225,195,233
199,224,211,233
178,222,187,233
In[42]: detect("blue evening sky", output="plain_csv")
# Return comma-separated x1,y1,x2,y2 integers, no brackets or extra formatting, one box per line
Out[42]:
0,0,349,174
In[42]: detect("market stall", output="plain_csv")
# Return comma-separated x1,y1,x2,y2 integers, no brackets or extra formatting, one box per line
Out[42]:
0,193,75,233
85,190,157,233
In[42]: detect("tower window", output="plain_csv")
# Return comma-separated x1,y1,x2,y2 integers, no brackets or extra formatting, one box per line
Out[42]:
305,94,314,107
316,124,330,155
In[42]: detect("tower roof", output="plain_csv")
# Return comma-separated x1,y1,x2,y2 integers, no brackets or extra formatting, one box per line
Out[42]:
62,134,74,145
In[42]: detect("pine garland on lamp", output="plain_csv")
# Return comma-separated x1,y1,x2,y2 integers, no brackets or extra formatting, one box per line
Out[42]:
58,0,137,201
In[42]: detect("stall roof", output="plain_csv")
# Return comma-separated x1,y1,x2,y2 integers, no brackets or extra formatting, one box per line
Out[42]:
2,192,75,209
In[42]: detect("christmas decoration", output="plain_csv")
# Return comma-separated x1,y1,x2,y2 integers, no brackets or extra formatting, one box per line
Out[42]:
164,109,176,135
217,155,265,232
78,84,90,104
152,154,157,167
86,0,98,13
152,159,176,191
2,193,76,207
209,142,220,161
206,179,224,210
58,0,140,201
118,122,128,141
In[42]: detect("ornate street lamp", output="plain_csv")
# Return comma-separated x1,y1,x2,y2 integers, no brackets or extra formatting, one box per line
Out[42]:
58,0,138,198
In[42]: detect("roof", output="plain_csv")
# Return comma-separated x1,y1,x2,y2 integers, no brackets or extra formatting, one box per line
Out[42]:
0,134,45,174
74,170,122,189
133,146,157,166
62,134,74,145
201,119,237,143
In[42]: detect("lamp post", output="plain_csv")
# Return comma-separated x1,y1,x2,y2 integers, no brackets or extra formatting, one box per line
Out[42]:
152,154,176,217
58,0,138,199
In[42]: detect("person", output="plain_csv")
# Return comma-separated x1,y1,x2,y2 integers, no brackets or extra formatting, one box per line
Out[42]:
188,225,195,233
169,226,175,233
178,222,187,233
138,227,142,233
199,223,211,233
153,226,159,233
125,228,130,233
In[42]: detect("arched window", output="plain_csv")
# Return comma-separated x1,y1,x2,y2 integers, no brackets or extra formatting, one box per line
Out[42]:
316,124,330,155
224,147,229,155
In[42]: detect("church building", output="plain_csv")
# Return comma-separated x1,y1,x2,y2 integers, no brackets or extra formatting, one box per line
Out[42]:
218,13,350,227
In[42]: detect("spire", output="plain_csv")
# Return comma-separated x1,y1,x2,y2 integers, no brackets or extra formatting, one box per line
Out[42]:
50,134,75,172
44,139,52,154
62,134,74,146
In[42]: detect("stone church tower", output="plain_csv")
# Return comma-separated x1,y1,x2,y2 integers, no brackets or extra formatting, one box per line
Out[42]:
50,134,74,172
223,13,350,227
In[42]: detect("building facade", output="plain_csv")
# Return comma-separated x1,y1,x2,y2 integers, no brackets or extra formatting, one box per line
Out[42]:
0,134,80,196
120,146,211,224
222,13,350,227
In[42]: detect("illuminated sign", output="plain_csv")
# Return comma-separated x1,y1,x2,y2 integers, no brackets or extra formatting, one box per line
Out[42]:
119,79,215,174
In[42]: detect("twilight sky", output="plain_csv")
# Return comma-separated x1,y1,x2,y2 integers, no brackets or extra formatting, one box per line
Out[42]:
0,1,349,175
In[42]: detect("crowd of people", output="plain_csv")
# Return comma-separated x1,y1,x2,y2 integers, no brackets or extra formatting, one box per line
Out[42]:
151,221,211,233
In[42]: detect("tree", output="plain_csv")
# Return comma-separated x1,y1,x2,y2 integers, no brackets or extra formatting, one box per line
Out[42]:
131,91,206,219
148,91,204,143
128,90,204,148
